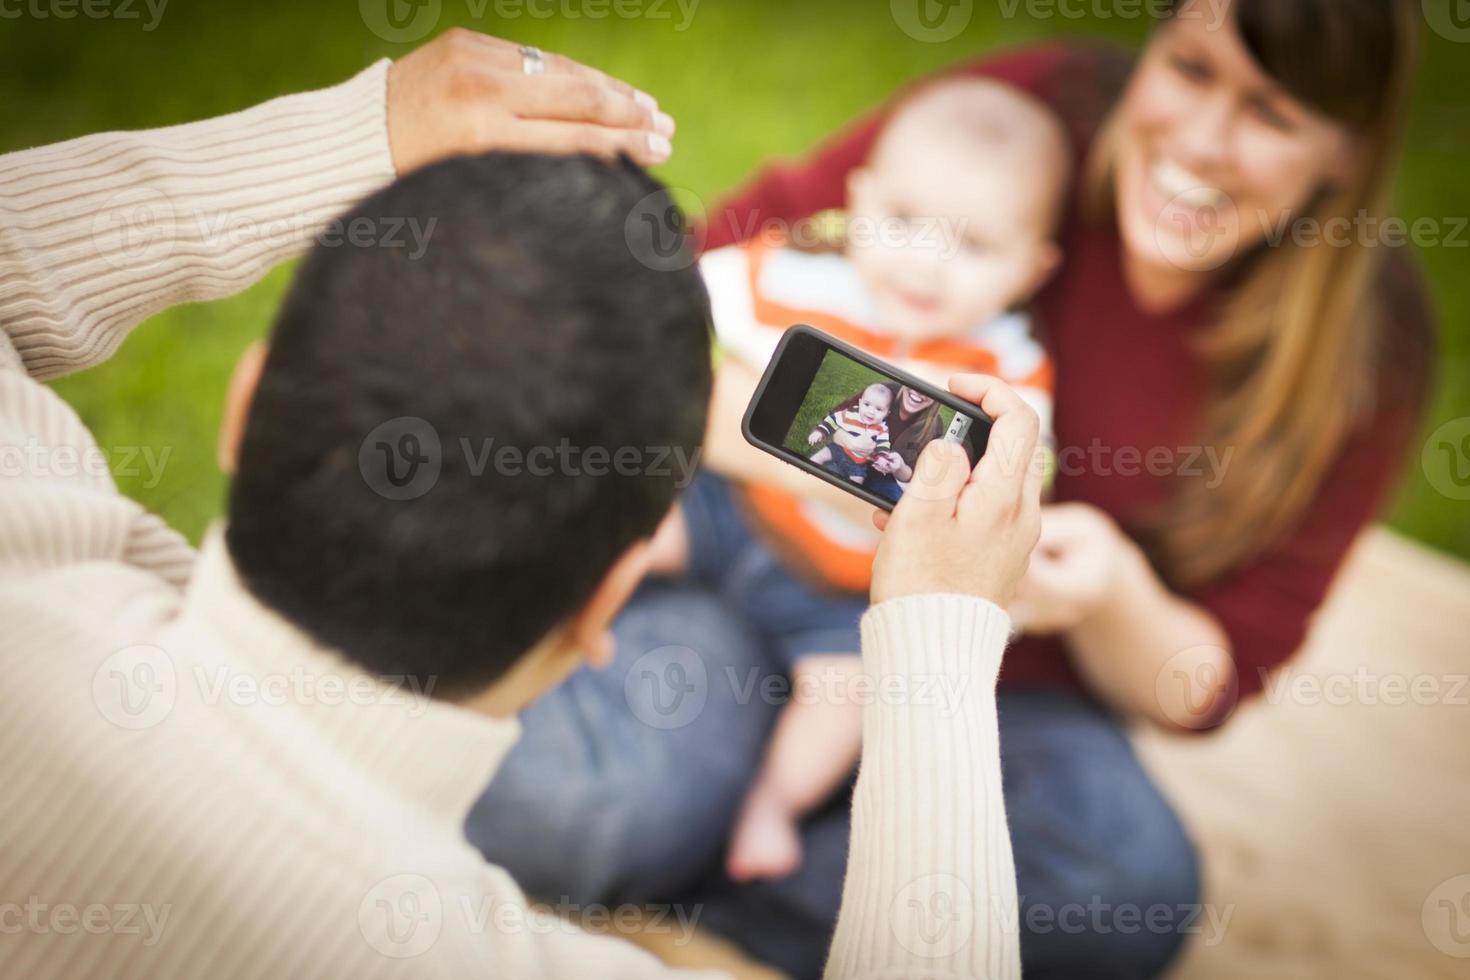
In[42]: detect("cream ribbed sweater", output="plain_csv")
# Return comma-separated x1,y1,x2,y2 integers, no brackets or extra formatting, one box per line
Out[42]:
0,62,1021,979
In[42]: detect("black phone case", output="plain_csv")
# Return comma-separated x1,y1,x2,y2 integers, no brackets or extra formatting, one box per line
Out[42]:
740,324,994,512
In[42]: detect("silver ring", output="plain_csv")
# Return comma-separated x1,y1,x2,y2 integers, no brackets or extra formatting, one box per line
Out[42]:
520,45,546,76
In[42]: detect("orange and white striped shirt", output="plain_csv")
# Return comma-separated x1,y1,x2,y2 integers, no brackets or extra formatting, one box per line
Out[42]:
817,407,892,463
702,238,1054,592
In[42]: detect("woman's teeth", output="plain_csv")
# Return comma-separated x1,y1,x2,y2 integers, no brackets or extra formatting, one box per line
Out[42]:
1151,160,1228,209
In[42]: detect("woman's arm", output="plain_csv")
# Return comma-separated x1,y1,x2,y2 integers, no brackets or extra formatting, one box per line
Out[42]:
0,62,395,380
0,30,672,381
1023,365,1428,732
1039,511,1237,731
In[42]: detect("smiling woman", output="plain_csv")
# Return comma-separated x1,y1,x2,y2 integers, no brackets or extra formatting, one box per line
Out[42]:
1096,0,1424,588
692,0,1435,975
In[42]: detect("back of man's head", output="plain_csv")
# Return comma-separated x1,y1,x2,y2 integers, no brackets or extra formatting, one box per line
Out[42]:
227,153,710,700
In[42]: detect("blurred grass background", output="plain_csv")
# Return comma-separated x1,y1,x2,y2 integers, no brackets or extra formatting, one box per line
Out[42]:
2,0,1466,558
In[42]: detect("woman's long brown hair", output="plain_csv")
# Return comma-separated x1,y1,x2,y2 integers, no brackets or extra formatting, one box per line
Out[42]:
1086,0,1422,589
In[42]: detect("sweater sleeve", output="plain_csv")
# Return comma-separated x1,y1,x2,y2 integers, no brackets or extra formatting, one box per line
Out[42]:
827,594,1021,980
0,61,397,586
0,60,396,380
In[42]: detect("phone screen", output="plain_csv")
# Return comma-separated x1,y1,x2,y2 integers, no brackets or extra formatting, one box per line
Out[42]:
744,327,991,509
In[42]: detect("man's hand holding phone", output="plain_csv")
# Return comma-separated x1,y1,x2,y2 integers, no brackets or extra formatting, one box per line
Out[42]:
870,375,1043,610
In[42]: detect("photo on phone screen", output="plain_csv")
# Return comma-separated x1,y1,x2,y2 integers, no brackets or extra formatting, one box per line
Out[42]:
743,326,991,510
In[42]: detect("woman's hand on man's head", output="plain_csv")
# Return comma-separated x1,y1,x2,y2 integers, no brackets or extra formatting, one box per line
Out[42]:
870,375,1044,610
387,28,676,175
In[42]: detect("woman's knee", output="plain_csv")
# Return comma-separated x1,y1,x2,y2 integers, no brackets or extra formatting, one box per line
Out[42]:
1001,689,1202,977
1018,834,1201,980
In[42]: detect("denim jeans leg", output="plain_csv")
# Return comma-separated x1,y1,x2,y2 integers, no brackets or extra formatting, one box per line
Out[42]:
685,687,1201,980
999,688,1201,980
463,580,779,906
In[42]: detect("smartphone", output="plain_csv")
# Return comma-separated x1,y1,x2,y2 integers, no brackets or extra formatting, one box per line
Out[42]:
742,325,993,511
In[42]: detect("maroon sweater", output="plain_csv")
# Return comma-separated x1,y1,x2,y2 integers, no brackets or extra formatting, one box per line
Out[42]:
702,42,1434,700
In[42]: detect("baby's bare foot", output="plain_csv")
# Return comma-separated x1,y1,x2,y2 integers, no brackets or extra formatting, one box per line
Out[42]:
726,790,802,882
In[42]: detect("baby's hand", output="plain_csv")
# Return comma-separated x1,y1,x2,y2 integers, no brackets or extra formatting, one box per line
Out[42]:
807,430,825,446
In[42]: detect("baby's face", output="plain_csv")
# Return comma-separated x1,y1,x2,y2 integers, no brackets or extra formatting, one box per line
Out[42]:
857,386,892,425
846,134,1060,343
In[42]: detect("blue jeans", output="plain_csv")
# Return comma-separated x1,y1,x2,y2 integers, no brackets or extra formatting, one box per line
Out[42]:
863,468,905,504
465,587,1200,980
682,471,869,669
464,581,780,903
816,449,870,485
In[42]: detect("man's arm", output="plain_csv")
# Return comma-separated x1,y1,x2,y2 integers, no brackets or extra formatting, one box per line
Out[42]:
825,375,1042,979
827,593,1019,979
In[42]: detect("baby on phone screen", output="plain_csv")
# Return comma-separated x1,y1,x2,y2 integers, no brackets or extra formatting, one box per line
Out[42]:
808,383,893,486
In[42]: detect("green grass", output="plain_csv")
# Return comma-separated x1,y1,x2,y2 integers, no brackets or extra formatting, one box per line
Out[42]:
3,1,1467,559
